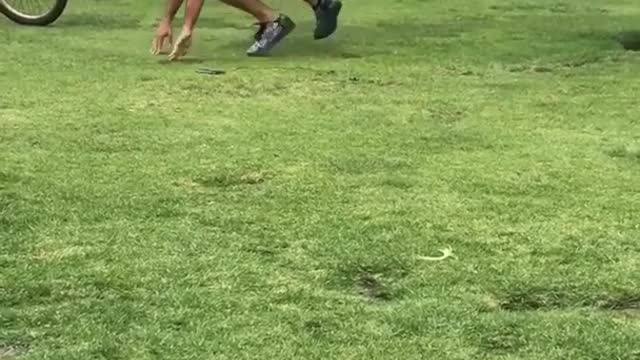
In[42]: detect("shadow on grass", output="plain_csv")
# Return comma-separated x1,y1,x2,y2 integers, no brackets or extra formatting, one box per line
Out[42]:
157,58,207,65
53,10,631,63
497,286,640,312
57,13,141,29
211,18,493,59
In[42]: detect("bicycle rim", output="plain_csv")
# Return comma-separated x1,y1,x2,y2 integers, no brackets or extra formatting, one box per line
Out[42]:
0,0,61,19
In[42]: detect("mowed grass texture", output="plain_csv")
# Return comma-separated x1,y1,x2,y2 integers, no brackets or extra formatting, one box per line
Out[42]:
1,0,640,359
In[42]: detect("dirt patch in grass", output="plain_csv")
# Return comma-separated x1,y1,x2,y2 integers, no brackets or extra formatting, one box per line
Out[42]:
597,294,640,311
196,171,270,188
355,272,393,301
606,145,640,163
0,345,28,359
617,31,640,51
343,261,410,302
496,287,640,312
508,65,554,73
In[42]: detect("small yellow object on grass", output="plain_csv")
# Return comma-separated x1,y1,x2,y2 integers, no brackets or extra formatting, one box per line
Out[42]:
417,247,456,261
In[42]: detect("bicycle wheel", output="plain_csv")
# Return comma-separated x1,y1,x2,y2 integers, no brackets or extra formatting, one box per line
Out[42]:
0,0,68,26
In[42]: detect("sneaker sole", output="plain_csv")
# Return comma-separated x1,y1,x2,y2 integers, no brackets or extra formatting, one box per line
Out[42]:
314,0,342,40
247,18,296,57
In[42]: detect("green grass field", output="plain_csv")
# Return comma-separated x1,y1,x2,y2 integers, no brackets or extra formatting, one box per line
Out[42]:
1,0,640,359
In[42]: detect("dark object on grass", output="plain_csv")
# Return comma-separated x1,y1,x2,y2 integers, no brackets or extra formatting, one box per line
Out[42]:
196,68,226,76
616,31,640,51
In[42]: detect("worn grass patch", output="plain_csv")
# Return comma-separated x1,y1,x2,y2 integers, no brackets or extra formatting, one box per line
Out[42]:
607,144,640,162
196,170,270,188
495,286,640,312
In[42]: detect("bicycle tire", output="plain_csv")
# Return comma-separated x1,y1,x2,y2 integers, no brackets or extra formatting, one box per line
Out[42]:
0,0,68,26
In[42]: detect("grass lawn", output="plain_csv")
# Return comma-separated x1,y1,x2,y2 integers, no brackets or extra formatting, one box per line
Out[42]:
1,0,640,359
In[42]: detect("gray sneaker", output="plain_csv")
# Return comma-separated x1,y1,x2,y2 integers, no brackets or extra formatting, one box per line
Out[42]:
247,15,296,57
313,0,342,40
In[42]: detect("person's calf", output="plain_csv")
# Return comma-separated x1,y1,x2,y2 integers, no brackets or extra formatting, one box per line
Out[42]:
166,0,203,61
181,0,204,33
220,0,278,23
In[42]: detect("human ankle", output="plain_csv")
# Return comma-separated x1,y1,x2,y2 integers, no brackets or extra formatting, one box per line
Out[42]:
256,10,278,23
181,25,194,35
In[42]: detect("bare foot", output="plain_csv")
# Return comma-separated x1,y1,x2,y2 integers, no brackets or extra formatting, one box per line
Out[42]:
151,20,173,55
168,30,193,61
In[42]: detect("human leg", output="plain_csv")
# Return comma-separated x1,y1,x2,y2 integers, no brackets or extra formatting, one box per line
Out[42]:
169,0,205,61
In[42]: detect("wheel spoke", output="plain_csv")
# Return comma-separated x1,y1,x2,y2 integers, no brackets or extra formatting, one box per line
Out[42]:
0,0,59,18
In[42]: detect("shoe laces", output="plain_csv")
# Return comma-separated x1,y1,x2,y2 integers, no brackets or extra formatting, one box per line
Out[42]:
253,22,268,39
